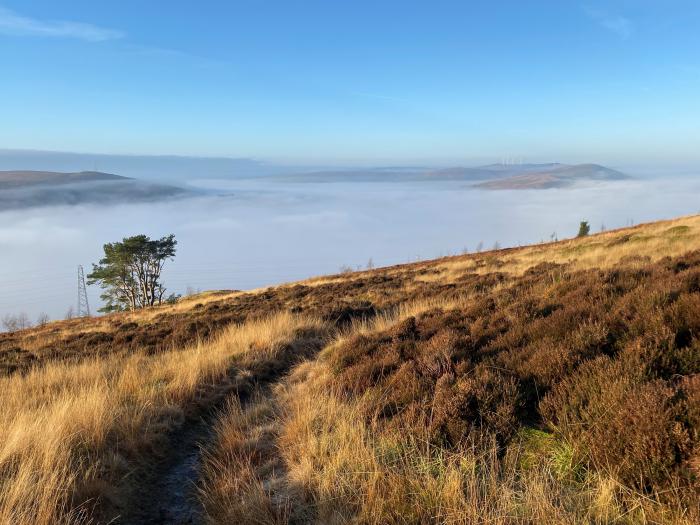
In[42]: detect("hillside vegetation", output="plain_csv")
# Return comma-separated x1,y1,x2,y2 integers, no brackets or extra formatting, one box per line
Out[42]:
2,215,700,524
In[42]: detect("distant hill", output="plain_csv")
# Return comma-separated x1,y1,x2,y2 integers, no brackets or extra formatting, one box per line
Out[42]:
274,168,428,183
0,170,190,210
277,163,629,187
0,150,282,183
277,165,546,183
474,163,630,189
425,163,565,181
0,170,127,190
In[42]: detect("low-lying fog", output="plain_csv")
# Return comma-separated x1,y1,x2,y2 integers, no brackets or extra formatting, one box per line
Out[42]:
2,176,700,322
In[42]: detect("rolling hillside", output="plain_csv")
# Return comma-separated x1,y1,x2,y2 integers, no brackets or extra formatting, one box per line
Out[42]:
474,163,630,189
0,170,127,189
2,214,700,524
0,170,190,209
277,163,629,187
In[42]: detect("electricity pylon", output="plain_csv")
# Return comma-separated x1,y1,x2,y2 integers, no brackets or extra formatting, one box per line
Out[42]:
77,265,90,317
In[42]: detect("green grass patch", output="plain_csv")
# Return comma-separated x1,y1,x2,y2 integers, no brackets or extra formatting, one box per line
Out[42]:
665,225,691,236
559,241,602,256
515,427,585,481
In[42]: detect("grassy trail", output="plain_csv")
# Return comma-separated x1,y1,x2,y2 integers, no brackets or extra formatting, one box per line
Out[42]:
122,321,331,524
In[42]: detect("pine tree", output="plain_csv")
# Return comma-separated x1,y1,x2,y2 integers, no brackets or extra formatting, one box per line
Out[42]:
87,234,177,312
577,221,591,237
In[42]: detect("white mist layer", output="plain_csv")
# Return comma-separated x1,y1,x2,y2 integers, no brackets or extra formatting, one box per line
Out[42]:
1,176,699,321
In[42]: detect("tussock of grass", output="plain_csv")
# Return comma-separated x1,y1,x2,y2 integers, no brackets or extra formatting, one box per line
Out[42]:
198,393,296,525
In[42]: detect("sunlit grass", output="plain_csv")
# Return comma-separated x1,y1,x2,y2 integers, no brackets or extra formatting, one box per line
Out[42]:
0,312,323,524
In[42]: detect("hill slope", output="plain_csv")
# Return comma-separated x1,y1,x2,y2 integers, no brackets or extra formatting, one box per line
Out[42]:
0,170,190,209
0,170,128,189
1,214,699,524
475,163,630,189
278,163,628,187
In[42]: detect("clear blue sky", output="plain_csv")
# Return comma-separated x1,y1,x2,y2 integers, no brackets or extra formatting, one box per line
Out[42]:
1,1,699,165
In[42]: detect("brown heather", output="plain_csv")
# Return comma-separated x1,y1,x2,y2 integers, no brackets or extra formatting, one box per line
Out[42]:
2,214,700,523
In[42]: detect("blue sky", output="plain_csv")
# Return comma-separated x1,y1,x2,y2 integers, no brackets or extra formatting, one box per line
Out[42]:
1,1,699,165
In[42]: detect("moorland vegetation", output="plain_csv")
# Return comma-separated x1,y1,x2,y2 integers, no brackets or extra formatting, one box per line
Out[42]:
2,215,700,523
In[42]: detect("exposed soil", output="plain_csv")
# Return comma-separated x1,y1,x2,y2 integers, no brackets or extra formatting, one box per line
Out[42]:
117,415,212,525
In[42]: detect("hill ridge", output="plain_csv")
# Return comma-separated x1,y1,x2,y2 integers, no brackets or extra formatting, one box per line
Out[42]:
0,169,129,189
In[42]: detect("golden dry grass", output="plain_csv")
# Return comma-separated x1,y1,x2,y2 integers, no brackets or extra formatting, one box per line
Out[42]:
198,392,295,525
0,312,323,524
420,214,700,281
303,214,700,290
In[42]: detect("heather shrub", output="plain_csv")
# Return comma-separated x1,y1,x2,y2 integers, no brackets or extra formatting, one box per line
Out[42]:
541,353,700,502
323,250,700,514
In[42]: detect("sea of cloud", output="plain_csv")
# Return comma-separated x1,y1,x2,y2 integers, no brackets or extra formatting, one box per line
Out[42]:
1,175,699,322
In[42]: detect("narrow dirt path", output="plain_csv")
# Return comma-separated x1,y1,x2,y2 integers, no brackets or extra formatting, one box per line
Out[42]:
116,326,331,524
115,365,245,524
116,410,216,524
154,424,208,525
